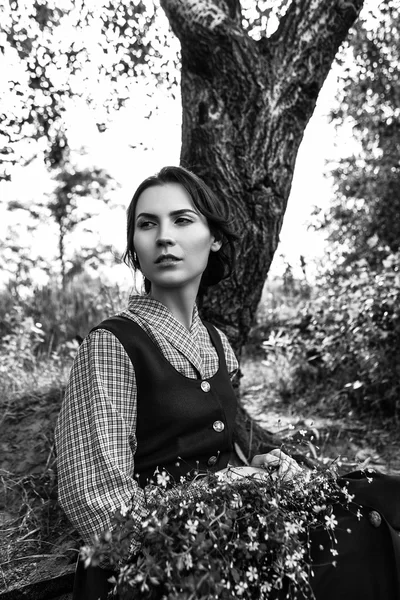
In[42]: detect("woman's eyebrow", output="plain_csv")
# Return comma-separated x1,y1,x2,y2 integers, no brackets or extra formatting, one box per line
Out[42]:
136,209,198,221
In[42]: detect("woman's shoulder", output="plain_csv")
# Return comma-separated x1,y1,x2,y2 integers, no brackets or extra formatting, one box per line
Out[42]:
78,308,139,351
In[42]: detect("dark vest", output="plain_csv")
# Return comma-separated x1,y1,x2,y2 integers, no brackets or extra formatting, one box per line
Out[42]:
92,315,238,487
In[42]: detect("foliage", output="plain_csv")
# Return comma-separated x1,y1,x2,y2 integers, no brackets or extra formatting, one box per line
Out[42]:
87,466,352,600
1,0,178,178
0,273,130,354
1,0,174,286
5,161,118,285
258,253,400,416
240,0,291,39
0,307,45,375
316,1,400,268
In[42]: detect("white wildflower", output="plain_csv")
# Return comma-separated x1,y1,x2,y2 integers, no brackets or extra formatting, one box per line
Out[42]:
195,501,206,514
235,581,248,595
156,470,170,487
285,555,299,570
246,566,258,581
80,545,94,569
269,497,279,509
248,540,260,551
185,519,199,535
342,487,355,503
324,514,338,529
284,521,300,535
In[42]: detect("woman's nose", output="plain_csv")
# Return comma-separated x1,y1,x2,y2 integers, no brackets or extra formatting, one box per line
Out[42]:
156,223,175,246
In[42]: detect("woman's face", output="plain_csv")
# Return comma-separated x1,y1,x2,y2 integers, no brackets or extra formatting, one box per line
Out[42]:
133,182,221,295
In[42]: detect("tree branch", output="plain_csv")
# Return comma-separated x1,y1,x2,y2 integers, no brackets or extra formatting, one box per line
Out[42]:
160,0,244,42
264,0,364,106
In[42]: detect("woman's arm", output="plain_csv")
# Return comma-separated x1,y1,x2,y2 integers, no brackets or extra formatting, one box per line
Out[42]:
55,329,145,545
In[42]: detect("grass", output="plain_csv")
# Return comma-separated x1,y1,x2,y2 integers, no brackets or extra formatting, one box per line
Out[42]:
0,355,79,594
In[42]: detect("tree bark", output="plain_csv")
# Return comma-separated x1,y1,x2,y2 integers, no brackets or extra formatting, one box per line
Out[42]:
160,0,364,455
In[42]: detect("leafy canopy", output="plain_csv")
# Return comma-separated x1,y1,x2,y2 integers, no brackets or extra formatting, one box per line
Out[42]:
318,1,400,269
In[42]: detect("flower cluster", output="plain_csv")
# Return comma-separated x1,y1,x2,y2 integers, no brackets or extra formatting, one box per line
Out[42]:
88,464,352,600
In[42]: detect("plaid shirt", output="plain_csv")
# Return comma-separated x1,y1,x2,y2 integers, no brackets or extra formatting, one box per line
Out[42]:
55,295,238,545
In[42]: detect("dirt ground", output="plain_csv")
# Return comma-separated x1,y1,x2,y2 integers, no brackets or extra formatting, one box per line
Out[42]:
240,356,400,477
0,388,78,599
1,372,400,598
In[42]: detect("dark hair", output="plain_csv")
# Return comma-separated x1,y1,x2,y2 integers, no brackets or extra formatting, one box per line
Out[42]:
123,165,238,295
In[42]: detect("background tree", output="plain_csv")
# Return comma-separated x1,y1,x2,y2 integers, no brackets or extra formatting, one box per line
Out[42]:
2,0,366,456
2,0,364,349
1,0,173,178
157,0,365,455
48,165,116,288
160,0,364,356
6,159,117,288
315,1,400,270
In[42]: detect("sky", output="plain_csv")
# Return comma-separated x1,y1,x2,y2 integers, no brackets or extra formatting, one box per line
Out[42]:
0,3,358,288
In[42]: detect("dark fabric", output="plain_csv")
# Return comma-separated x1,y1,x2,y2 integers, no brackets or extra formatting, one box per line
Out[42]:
342,470,400,529
93,315,238,487
73,559,116,600
310,471,400,599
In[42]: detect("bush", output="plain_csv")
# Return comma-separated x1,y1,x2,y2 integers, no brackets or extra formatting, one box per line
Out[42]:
257,253,400,416
0,273,130,354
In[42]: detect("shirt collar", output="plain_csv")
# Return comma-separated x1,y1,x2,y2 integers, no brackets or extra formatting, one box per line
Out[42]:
126,294,204,374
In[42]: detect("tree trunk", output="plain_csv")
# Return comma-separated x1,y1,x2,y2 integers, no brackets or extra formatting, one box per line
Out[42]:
160,0,364,455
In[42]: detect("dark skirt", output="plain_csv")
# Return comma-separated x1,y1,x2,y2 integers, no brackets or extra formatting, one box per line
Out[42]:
73,558,117,600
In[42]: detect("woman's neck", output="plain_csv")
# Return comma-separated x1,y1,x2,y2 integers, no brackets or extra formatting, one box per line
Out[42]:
149,286,198,330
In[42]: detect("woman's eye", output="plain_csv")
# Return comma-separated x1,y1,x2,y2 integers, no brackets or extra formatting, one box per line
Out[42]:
175,217,193,225
138,220,155,229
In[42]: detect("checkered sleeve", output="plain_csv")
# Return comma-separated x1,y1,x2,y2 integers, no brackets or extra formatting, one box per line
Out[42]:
55,329,146,545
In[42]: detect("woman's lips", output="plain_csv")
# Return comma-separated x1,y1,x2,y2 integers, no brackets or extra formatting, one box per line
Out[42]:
155,255,182,265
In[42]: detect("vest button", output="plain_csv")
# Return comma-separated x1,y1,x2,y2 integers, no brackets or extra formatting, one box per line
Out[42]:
213,420,225,432
207,455,218,466
368,510,382,528
201,381,211,392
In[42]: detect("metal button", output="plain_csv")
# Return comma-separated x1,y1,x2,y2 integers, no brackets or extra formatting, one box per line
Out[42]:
368,510,382,528
213,420,225,433
201,381,210,392
207,455,218,466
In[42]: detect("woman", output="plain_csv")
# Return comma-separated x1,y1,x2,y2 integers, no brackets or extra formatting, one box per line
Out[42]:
55,166,300,599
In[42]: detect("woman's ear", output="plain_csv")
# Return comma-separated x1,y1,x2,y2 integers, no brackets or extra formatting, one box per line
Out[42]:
210,238,222,252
